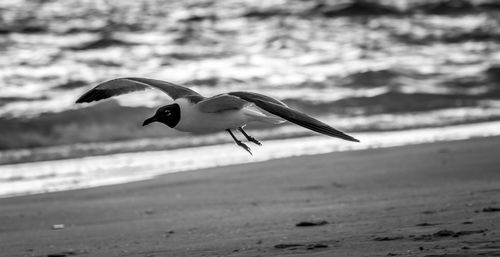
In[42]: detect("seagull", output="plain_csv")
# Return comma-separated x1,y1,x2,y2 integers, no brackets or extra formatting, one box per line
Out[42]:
76,77,359,154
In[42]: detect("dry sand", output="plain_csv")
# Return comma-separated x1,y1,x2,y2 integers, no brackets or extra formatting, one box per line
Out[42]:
1,137,499,257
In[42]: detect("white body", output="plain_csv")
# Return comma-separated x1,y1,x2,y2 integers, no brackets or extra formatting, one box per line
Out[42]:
173,98,280,133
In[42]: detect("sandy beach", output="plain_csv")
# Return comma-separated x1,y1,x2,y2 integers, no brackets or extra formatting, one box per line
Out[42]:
2,1,500,256
1,136,499,257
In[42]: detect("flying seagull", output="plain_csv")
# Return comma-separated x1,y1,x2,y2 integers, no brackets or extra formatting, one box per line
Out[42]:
76,77,359,154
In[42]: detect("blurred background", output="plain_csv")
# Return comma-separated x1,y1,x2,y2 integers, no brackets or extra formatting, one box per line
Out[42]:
1,0,500,165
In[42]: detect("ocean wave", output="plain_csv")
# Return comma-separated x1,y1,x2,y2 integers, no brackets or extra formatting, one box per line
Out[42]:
413,0,475,15
336,69,405,89
66,34,139,51
53,80,88,90
311,1,401,17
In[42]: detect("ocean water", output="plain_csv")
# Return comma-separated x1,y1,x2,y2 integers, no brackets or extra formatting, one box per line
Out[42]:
1,0,500,196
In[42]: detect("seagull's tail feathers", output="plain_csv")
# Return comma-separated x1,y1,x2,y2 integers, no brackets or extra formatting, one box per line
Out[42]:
244,108,286,124
257,115,286,125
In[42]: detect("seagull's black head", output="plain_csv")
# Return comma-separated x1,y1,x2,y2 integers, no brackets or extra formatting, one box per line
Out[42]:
143,103,181,128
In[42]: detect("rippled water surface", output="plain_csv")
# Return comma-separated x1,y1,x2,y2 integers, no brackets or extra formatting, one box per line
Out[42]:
1,0,500,162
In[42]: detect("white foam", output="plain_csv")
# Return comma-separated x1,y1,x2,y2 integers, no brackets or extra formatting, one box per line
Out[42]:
1,121,500,198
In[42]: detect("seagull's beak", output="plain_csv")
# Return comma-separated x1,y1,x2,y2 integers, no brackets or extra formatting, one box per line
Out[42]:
142,116,157,126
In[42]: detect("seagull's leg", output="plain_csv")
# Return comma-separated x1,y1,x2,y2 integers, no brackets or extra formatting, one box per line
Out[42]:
226,129,252,155
238,127,262,146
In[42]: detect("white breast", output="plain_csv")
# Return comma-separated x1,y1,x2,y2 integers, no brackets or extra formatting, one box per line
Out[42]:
173,98,249,133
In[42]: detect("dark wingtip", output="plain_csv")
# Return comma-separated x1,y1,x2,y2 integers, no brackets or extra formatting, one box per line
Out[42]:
75,96,86,104
350,137,361,143
75,90,92,103
75,89,105,104
339,133,360,143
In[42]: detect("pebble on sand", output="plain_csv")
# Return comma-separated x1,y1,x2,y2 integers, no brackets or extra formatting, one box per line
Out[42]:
295,220,329,227
51,224,65,230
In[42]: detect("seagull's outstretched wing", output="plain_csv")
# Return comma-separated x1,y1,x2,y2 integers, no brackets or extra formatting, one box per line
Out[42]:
197,94,249,113
198,91,288,113
228,91,360,142
76,77,201,103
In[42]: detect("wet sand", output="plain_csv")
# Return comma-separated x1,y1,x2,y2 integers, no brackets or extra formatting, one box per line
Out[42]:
1,137,499,257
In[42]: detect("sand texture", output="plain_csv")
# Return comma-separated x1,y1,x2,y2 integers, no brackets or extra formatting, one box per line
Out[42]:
1,137,499,257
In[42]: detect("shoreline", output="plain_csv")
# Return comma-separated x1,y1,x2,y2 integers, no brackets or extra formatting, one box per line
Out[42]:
2,120,500,198
1,136,499,256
